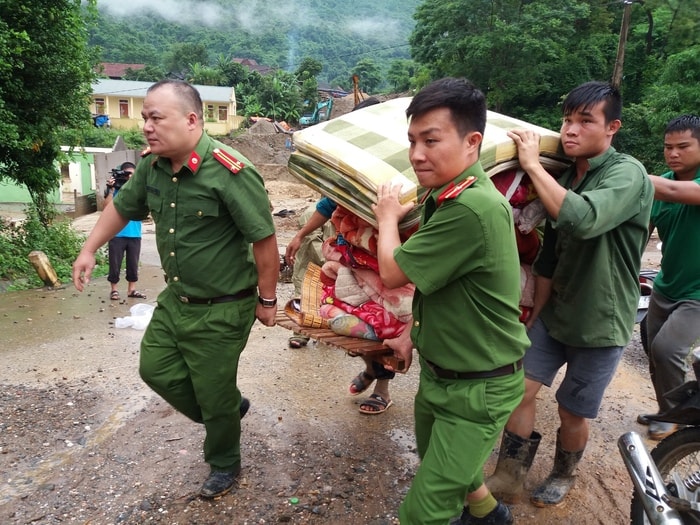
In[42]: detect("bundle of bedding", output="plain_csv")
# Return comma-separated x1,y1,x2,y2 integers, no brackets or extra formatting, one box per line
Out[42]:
288,96,571,230
286,98,571,341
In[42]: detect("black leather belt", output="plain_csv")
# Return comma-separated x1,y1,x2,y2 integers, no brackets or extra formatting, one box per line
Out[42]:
178,288,255,305
425,358,523,380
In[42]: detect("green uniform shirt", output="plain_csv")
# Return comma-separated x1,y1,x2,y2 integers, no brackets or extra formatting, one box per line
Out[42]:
651,168,700,301
113,133,275,299
534,146,653,347
394,162,529,372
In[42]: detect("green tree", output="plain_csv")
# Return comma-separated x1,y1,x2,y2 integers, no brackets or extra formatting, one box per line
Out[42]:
257,72,302,121
214,55,249,87
188,62,224,86
351,58,381,94
295,57,323,81
387,59,415,92
163,42,208,78
123,64,166,82
618,45,700,175
299,77,320,110
0,0,99,225
411,0,611,114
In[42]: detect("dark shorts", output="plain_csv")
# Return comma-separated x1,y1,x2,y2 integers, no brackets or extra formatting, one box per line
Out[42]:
524,318,624,419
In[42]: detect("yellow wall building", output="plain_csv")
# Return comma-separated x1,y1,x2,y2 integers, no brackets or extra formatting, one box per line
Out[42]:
91,79,245,135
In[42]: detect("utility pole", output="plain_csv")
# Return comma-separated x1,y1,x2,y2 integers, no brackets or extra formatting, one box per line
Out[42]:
612,0,635,89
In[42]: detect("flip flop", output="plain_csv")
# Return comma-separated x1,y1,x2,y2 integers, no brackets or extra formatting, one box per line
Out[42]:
288,334,309,349
359,393,393,415
110,290,120,301
349,370,375,396
128,291,147,299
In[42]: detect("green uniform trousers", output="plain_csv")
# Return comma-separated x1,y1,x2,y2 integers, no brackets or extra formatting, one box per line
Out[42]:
139,287,256,471
399,358,525,525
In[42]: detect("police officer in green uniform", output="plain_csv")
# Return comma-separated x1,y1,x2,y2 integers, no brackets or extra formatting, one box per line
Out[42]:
373,78,529,525
72,80,280,499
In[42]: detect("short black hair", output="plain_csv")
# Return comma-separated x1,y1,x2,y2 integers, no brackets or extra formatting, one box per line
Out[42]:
120,161,136,171
665,114,700,142
406,77,486,137
147,79,204,122
562,81,622,123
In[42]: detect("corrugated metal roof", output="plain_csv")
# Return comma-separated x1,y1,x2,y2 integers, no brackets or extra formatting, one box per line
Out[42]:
92,79,235,102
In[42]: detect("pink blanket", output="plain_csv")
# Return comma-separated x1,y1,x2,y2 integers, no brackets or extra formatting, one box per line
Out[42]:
318,208,415,340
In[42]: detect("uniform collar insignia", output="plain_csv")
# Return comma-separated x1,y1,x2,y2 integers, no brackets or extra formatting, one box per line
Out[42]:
436,176,477,207
212,148,245,174
187,151,202,173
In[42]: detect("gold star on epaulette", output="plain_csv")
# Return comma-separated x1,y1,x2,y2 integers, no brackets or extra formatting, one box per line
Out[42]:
140,146,152,157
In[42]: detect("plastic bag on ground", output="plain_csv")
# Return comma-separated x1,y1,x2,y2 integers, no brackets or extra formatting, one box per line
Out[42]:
114,303,155,330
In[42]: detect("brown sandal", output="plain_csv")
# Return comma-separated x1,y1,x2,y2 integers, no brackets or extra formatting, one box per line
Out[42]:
288,334,309,348
359,393,393,415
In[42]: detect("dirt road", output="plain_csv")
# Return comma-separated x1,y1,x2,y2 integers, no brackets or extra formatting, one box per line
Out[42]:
0,175,665,524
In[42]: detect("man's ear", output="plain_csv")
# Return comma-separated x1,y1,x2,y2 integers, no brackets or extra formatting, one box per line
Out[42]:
186,112,199,128
608,119,622,135
467,131,483,149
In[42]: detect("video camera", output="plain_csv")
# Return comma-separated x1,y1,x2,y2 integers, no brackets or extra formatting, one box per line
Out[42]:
103,167,132,197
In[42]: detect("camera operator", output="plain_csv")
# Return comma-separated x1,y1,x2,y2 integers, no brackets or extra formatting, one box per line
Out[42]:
104,162,146,301
104,166,132,198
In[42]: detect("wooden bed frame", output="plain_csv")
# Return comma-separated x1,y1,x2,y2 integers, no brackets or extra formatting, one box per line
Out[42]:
275,309,406,371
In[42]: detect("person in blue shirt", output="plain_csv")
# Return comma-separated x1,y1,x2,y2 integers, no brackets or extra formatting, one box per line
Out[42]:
104,162,146,300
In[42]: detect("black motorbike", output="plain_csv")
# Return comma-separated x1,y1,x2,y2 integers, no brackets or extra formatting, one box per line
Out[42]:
618,269,700,524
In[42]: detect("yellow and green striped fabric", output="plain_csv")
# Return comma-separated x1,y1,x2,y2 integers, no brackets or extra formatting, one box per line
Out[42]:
288,96,570,230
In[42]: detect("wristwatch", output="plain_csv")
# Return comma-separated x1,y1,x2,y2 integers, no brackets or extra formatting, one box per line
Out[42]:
258,296,277,308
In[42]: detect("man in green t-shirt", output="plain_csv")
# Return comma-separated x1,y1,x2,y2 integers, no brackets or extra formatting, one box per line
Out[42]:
72,80,280,499
373,77,529,525
638,114,700,440
488,81,653,508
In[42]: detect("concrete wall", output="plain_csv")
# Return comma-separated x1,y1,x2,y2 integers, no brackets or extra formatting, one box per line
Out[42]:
0,147,137,217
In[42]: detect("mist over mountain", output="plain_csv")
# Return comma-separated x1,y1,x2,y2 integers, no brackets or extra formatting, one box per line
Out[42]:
90,0,421,84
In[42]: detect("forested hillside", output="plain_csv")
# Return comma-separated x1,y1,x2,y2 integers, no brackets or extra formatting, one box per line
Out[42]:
88,0,699,173
89,0,419,87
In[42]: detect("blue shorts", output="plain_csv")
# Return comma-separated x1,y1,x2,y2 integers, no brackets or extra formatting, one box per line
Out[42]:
524,318,624,419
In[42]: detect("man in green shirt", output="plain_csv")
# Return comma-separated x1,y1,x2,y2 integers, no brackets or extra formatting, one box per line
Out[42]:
487,81,653,507
638,114,700,440
72,80,280,499
374,77,529,525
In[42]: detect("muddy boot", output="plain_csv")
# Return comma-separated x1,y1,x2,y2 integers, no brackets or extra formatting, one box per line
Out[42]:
530,430,584,507
486,429,541,504
453,501,514,524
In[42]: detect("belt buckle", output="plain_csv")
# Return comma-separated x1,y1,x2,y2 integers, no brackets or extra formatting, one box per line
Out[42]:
179,296,189,304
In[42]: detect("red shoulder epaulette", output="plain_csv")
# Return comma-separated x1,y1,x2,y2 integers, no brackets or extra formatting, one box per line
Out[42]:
213,148,245,174
140,146,152,157
437,176,477,207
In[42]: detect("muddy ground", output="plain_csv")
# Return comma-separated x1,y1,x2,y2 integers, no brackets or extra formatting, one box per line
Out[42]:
0,99,667,524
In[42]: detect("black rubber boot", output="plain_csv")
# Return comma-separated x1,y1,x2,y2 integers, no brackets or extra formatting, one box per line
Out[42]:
199,465,241,498
486,429,541,503
455,501,514,525
530,429,584,507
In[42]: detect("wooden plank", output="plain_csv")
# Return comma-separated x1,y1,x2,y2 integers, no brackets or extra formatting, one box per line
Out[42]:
275,309,405,370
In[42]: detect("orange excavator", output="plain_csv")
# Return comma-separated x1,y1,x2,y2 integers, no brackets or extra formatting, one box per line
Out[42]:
352,74,365,107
